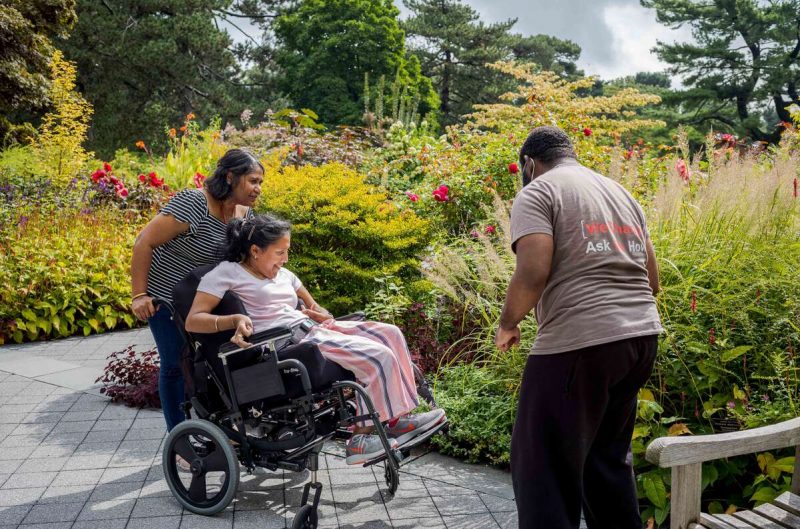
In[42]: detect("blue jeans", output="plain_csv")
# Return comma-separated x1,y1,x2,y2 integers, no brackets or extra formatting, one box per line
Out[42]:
148,305,186,431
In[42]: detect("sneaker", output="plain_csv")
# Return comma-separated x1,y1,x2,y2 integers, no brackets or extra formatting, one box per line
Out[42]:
345,434,398,465
386,409,446,446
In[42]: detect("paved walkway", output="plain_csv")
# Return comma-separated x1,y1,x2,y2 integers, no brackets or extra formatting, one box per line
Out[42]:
0,329,518,529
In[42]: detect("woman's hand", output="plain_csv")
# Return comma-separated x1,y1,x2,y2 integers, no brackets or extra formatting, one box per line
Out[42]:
132,295,158,321
230,315,254,348
301,308,333,324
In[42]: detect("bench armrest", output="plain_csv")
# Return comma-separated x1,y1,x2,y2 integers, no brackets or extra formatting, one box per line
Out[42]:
645,417,800,468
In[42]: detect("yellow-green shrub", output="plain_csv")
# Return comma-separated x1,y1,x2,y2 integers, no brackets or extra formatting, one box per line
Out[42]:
0,209,145,343
256,161,430,313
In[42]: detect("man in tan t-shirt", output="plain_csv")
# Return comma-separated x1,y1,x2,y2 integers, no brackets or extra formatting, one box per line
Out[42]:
495,126,662,529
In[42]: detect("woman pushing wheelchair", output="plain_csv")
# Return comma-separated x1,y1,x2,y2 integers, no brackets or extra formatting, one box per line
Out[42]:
184,214,446,465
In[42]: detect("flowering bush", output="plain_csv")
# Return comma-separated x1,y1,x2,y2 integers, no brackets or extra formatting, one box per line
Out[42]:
96,346,160,408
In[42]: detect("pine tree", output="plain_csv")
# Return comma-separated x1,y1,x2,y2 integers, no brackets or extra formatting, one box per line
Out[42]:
402,0,581,126
643,0,800,143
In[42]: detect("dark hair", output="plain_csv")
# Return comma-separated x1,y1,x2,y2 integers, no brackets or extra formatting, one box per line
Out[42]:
518,126,577,168
205,148,264,200
224,214,291,262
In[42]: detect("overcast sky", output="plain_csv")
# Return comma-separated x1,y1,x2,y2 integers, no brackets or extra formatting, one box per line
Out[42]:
396,0,693,81
222,0,694,82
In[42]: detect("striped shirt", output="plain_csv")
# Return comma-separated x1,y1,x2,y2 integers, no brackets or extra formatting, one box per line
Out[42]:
146,189,252,302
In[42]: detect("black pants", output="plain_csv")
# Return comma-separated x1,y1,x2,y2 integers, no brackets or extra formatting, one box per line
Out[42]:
511,335,658,529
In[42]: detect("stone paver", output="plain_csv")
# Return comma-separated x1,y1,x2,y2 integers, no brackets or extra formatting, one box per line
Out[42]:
0,328,522,529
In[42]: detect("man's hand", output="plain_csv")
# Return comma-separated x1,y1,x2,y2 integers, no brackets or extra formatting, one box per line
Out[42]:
495,325,521,352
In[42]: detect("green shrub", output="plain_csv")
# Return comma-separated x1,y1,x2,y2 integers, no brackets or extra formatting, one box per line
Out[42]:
256,161,430,314
0,208,144,343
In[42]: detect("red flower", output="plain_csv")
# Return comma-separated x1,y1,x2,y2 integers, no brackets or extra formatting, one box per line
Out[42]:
623,149,634,160
432,184,449,202
485,225,496,235
583,127,592,137
508,162,519,174
91,169,107,183
691,291,697,313
709,327,715,345
193,172,206,189
109,175,119,185
138,174,146,183
404,191,419,202
103,162,113,172
116,187,129,199
148,172,164,187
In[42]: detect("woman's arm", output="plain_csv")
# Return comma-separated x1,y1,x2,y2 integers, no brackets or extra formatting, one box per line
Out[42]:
186,292,254,347
296,286,333,323
131,214,191,320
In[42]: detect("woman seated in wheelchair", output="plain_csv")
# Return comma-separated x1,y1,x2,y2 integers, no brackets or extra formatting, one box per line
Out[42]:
185,214,446,465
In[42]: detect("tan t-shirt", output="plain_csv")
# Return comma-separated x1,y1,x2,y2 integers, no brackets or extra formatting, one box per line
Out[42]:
510,161,662,355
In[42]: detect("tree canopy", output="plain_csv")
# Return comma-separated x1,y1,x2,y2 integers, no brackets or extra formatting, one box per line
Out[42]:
643,0,800,143
61,0,251,157
272,0,438,126
0,0,77,143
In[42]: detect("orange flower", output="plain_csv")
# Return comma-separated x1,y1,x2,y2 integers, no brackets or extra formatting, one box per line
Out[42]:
186,112,195,121
135,140,146,150
168,128,176,138
179,125,187,132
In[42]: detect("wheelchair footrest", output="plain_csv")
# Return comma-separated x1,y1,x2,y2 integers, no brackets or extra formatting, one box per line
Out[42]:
361,419,448,468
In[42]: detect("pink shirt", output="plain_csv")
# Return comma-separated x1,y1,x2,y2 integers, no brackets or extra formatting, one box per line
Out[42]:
197,261,306,331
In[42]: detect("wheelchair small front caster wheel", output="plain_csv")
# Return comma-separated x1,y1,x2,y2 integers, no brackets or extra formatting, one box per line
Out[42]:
384,463,399,494
163,419,240,515
291,504,318,529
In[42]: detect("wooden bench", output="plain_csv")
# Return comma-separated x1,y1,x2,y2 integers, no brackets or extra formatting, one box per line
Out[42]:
646,417,800,529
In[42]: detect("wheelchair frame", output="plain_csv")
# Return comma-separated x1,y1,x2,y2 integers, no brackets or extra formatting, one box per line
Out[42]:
155,291,445,528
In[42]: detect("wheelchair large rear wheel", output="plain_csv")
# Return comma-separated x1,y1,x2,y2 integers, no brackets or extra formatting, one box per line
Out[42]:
291,504,318,529
163,419,240,515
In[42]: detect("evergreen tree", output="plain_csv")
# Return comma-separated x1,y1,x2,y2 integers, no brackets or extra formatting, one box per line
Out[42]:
402,0,581,126
643,0,800,143
61,0,255,157
0,0,77,143
272,0,437,126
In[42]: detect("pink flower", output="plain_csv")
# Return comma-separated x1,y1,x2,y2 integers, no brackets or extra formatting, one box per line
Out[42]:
675,159,691,183
470,230,480,238
508,162,519,174
404,191,419,202
583,127,592,137
116,187,129,199
485,225,496,235
194,172,206,189
432,184,449,202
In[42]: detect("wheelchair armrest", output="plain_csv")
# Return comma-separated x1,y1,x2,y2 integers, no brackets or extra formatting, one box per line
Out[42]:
218,326,293,356
335,311,366,322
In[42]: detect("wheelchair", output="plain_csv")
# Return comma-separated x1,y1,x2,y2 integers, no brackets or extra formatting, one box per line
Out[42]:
156,264,446,528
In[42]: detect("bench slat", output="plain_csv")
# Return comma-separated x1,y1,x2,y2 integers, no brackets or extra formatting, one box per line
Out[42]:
734,509,795,529
755,502,800,528
699,513,740,529
689,524,710,529
714,513,762,528
774,493,800,517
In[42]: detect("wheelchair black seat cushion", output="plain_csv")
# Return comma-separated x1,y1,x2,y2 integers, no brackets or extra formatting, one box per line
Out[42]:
171,264,355,400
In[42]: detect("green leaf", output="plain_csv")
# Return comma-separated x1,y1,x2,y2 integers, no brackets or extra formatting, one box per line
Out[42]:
720,345,753,363
21,309,36,321
88,318,99,332
655,505,669,525
751,486,780,504
643,474,667,509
